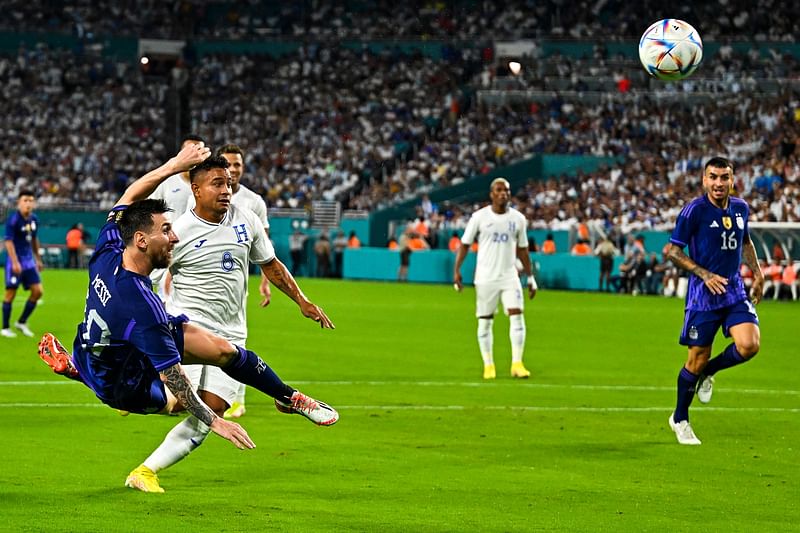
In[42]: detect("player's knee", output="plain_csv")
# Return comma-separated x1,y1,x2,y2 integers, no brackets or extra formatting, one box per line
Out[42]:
737,339,760,359
30,286,43,300
214,337,238,365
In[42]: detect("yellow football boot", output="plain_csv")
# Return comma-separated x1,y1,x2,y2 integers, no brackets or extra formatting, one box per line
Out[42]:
511,362,531,379
125,465,165,493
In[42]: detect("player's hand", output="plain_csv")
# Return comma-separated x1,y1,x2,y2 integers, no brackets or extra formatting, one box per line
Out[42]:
528,286,537,300
172,141,211,173
259,277,271,307
750,274,764,305
36,257,44,271
453,272,463,292
11,260,21,274
210,417,255,450
300,301,335,329
702,272,728,295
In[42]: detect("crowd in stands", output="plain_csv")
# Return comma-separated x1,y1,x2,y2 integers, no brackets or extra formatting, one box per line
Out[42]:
0,44,167,209
1,4,799,245
189,46,483,210
5,1,798,41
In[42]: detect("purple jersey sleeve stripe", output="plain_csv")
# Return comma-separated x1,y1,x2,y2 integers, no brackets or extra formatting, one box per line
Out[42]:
679,199,700,219
122,318,137,341
134,278,168,323
670,237,687,246
152,356,181,372
140,279,168,323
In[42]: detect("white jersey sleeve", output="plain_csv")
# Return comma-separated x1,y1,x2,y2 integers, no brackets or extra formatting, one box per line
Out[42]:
460,209,481,245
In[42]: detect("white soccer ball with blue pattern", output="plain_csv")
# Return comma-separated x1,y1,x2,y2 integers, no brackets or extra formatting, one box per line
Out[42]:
639,19,703,81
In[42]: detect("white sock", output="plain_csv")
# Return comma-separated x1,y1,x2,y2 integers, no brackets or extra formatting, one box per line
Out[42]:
509,314,526,363
234,383,246,405
143,416,210,473
477,318,494,366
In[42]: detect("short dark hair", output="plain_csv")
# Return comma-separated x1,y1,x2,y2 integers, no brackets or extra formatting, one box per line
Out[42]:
189,155,230,183
704,157,733,172
118,199,172,245
18,189,35,199
182,134,205,145
217,144,244,158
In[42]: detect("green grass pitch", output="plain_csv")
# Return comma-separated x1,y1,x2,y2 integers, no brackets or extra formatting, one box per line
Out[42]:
0,270,797,531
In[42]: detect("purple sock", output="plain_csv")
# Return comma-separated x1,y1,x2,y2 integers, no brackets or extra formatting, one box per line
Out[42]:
703,344,747,377
222,346,294,402
18,300,37,323
2,302,11,329
674,367,699,422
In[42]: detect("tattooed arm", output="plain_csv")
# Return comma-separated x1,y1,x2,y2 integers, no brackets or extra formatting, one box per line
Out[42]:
161,364,255,449
665,243,729,296
261,258,335,328
742,234,764,304
161,364,216,425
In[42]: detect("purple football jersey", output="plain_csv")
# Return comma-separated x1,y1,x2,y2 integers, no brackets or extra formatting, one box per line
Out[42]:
670,195,750,311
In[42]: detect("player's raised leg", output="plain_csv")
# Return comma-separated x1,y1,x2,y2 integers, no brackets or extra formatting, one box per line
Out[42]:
697,321,760,404
181,322,339,426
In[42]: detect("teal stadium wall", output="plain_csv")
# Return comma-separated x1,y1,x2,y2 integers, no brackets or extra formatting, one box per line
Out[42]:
341,247,632,290
7,209,669,291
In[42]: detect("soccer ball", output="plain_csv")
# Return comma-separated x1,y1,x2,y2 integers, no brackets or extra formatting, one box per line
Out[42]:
638,19,703,81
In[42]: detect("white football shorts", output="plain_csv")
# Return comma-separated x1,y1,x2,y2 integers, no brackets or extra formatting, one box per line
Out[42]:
474,278,524,317
182,364,240,406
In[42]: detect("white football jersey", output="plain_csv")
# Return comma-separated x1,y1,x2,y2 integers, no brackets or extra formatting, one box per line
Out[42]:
233,184,269,230
461,206,528,284
149,174,194,221
166,204,275,343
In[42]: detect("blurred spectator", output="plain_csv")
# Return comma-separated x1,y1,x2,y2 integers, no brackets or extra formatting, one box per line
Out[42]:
347,231,361,248
448,231,461,252
65,223,85,269
332,230,348,278
288,228,307,276
397,230,429,282
541,233,556,254
314,234,332,278
570,239,592,256
775,261,798,301
594,236,618,292
762,258,783,298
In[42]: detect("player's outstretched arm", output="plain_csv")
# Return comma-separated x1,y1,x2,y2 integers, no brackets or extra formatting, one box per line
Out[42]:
742,234,764,304
114,142,211,208
161,364,255,449
261,258,335,328
666,243,728,295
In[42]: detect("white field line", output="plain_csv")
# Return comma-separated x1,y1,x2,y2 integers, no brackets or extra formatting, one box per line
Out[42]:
0,402,797,413
2,380,797,397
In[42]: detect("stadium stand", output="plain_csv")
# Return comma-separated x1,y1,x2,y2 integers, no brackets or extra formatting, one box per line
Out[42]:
0,1,798,278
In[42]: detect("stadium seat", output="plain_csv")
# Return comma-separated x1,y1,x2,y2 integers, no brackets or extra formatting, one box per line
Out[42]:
45,248,63,269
